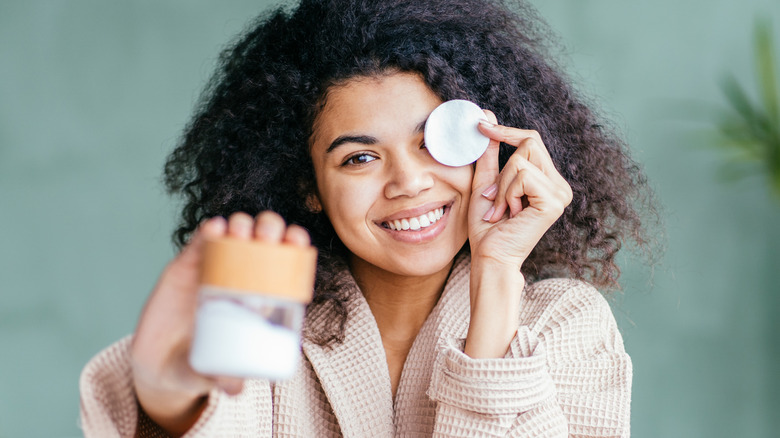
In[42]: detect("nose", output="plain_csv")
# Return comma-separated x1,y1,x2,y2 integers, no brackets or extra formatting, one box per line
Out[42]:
384,153,435,199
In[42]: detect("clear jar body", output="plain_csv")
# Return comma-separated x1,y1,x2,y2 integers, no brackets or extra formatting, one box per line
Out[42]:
189,286,305,380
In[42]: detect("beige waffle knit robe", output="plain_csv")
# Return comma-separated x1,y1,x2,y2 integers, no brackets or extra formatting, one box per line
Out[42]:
80,254,632,437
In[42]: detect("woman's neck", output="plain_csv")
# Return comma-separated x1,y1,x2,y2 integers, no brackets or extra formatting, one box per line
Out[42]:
348,256,453,341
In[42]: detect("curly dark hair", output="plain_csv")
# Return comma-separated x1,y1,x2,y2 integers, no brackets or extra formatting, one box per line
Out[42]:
164,0,655,345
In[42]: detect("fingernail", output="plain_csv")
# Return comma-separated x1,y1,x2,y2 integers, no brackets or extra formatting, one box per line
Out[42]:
481,183,498,199
482,205,495,222
478,119,495,128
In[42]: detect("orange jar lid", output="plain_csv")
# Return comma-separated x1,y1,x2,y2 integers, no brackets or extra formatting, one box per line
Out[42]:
200,237,318,303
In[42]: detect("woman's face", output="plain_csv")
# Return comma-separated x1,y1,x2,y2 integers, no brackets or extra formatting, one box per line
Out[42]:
310,72,473,278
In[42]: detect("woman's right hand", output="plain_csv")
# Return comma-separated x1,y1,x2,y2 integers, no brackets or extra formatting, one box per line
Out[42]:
130,211,311,436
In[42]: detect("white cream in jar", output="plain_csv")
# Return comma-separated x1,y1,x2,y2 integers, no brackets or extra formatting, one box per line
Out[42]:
189,237,317,380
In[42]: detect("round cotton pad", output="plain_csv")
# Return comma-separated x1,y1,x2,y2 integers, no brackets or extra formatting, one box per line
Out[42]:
424,100,490,167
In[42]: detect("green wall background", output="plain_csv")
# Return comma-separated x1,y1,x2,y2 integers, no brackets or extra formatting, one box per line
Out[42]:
1,1,778,436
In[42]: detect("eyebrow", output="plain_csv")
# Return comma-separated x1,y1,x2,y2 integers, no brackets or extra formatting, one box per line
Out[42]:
326,135,377,153
324,118,428,154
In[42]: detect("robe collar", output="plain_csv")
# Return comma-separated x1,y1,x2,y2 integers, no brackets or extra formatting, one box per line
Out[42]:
300,252,471,437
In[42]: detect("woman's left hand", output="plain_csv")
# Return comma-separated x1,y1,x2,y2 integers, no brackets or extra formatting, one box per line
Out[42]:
464,110,573,358
469,110,572,267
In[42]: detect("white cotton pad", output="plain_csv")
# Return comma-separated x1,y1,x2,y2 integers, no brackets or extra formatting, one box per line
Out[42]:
424,100,490,167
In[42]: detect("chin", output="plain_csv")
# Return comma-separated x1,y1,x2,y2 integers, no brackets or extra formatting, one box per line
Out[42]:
369,252,458,278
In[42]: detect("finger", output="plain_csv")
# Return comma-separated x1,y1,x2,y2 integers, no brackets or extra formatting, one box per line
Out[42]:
253,211,286,242
502,166,561,218
227,212,255,239
480,182,498,201
478,125,561,179
472,110,501,192
486,155,550,222
511,138,571,198
485,153,529,222
284,224,311,247
178,216,227,263
478,123,542,152
513,136,554,176
199,216,228,240
215,376,245,396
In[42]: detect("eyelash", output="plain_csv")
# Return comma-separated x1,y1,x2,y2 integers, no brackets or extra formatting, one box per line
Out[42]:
341,153,377,166
340,142,427,167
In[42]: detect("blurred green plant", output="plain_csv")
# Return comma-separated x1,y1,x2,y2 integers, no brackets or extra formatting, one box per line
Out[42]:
715,19,780,198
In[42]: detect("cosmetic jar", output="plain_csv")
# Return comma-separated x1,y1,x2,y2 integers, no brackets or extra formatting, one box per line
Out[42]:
189,237,317,380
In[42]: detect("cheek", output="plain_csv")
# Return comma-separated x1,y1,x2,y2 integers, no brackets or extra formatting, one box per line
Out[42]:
318,174,380,229
445,165,474,197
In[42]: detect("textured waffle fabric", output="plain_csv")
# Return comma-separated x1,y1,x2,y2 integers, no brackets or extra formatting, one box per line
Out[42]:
80,253,632,437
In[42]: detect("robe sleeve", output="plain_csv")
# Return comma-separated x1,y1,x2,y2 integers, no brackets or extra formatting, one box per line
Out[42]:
79,336,274,438
427,282,632,437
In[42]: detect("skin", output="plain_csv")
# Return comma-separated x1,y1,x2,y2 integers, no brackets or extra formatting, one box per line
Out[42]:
131,72,572,435
309,73,473,397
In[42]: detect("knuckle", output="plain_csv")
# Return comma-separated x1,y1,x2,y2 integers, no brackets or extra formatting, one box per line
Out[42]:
542,200,565,218
518,135,537,146
515,167,531,179
564,185,574,203
514,138,532,154
557,186,573,203
521,136,543,154
506,153,526,169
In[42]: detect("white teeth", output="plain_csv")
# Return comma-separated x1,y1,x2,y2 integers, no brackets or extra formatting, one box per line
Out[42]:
384,207,446,231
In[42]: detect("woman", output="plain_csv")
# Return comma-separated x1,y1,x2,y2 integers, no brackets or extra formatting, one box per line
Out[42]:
80,0,651,436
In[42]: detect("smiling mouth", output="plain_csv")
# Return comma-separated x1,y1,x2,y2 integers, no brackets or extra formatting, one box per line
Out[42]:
381,207,446,231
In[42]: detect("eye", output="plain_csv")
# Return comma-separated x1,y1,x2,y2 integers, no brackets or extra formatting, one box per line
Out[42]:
342,153,377,166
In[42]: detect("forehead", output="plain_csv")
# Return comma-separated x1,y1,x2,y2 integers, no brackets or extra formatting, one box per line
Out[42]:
311,73,442,146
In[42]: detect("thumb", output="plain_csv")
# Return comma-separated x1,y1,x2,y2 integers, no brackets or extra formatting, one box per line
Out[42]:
215,376,245,396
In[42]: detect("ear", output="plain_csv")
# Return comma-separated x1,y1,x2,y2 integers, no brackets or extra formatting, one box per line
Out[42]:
305,192,323,213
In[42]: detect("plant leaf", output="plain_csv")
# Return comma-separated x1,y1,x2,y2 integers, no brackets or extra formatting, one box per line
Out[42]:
754,19,780,125
709,18,780,201
715,160,760,184
720,74,759,123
